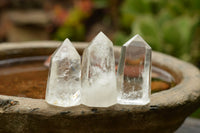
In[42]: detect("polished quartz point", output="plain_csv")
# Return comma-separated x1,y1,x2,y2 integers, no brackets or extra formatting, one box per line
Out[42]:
117,34,152,105
81,32,118,107
45,38,81,107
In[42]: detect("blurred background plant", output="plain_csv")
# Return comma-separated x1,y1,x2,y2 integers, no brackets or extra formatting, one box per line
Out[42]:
52,0,93,41
113,0,200,67
0,0,199,66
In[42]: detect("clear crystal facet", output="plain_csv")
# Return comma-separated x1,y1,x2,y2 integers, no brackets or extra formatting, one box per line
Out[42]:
45,39,81,107
117,34,152,105
81,32,118,107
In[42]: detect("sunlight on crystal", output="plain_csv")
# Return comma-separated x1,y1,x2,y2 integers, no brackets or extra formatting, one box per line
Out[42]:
117,34,152,105
81,32,118,107
45,33,152,107
45,39,81,107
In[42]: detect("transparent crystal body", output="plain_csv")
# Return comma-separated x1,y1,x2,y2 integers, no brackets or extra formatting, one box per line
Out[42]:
117,34,152,105
45,39,81,107
81,32,118,107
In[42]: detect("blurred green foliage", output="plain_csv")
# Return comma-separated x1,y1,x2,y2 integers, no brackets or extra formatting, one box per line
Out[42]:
53,0,93,41
191,108,200,118
114,0,200,65
54,8,86,41
53,0,200,66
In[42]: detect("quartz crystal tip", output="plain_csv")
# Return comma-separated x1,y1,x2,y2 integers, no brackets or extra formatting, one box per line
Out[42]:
45,38,81,107
124,34,151,49
117,34,152,105
90,32,113,48
81,32,118,107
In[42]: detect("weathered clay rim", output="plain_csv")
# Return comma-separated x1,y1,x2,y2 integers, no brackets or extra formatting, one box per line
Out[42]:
0,41,199,111
0,41,200,132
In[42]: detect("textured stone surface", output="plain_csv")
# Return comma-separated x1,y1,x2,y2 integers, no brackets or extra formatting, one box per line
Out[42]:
81,32,117,107
176,117,200,133
46,39,81,107
117,34,152,105
0,42,199,133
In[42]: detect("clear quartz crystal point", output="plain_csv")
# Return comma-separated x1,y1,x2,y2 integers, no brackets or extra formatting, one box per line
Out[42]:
117,34,152,105
81,32,118,107
45,38,81,107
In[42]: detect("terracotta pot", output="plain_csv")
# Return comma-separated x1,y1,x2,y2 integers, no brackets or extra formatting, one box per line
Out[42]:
0,41,199,133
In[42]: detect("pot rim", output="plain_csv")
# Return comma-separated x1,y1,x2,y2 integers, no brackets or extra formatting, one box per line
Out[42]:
0,41,199,116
